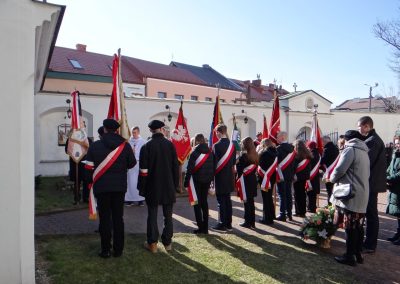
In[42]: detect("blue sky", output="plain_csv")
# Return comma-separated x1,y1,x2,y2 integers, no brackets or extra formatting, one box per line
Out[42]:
54,0,400,106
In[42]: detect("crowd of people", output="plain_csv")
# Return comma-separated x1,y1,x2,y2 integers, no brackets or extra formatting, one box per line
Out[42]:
77,115,399,267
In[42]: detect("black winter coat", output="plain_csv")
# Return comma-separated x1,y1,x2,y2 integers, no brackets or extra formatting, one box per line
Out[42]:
309,148,321,194
138,132,179,205
213,138,236,195
86,133,136,195
321,141,339,168
364,129,387,193
184,143,214,188
276,142,295,182
258,147,277,186
294,157,311,181
236,153,258,198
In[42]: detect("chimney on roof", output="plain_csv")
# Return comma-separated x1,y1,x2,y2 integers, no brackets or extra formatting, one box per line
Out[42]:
76,44,86,52
202,64,210,68
252,79,262,87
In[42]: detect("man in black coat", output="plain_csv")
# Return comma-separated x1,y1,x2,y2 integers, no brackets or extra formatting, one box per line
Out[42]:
85,119,136,258
212,124,236,232
138,120,179,253
321,136,339,204
276,131,296,221
358,116,386,253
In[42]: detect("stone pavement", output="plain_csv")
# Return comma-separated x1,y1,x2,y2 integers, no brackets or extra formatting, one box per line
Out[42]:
35,191,400,283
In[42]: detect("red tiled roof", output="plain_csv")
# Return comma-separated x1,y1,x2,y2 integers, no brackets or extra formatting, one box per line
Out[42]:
231,79,288,102
49,46,206,86
335,97,387,110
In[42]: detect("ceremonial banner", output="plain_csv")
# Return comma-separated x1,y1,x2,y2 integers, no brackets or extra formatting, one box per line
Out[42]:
262,114,269,139
269,91,280,144
67,91,89,163
310,110,324,155
171,102,191,164
231,114,241,152
107,50,130,140
209,95,224,148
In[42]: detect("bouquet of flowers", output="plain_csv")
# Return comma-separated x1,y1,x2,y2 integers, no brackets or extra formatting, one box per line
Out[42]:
300,206,337,246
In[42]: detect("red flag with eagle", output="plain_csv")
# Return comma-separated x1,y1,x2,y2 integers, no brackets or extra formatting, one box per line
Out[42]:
67,91,89,163
171,102,191,164
269,91,280,144
107,50,130,140
310,110,324,155
209,95,224,148
262,114,269,139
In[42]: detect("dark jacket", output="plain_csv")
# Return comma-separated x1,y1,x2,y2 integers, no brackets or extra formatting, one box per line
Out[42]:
364,129,387,193
86,133,136,195
138,132,179,206
184,143,214,188
309,148,321,194
236,153,258,198
386,151,400,217
258,147,277,186
294,157,311,181
276,142,295,182
213,138,236,195
321,141,339,168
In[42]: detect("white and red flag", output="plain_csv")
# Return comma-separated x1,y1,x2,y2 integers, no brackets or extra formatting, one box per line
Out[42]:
67,91,89,163
262,114,269,139
107,50,130,140
209,95,224,148
310,109,324,155
269,91,280,144
171,101,191,164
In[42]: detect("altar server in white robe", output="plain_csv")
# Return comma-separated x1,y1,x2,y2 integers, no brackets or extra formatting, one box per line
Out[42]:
125,126,146,206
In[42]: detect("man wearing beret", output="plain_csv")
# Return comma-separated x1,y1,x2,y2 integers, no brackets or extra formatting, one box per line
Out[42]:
85,119,136,258
138,120,179,253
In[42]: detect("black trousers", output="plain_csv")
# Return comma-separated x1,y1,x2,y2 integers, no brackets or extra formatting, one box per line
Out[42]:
306,189,317,213
325,182,334,205
193,183,209,232
147,203,173,246
346,220,364,257
277,181,293,217
261,183,275,223
364,191,379,250
244,197,255,226
96,192,125,253
294,180,307,215
216,193,232,227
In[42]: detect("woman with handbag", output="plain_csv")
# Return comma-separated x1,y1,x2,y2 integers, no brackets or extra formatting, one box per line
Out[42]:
330,130,370,266
386,137,400,245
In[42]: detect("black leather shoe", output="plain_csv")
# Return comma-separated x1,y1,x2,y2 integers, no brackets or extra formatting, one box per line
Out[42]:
113,251,123,258
212,224,227,232
193,229,202,234
288,215,293,221
362,245,375,254
98,251,111,258
387,232,400,242
355,253,363,264
393,239,400,246
239,222,251,228
276,215,286,222
258,218,268,224
334,254,356,266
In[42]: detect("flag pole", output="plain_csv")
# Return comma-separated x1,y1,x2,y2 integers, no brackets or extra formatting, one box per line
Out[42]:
74,162,79,205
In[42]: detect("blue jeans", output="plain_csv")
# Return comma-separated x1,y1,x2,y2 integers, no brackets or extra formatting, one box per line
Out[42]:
277,181,293,217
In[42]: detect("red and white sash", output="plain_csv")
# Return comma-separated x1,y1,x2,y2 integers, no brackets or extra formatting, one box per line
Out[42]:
276,150,296,182
215,141,235,174
188,152,210,206
257,157,278,191
236,164,257,202
305,156,321,191
322,154,340,182
86,142,126,220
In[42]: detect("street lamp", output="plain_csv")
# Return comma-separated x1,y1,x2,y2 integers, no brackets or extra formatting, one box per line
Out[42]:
165,105,172,122
66,99,72,119
364,83,379,112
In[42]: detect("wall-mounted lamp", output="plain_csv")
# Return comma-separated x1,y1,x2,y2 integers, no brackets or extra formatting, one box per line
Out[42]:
66,99,72,119
242,109,248,124
165,105,172,122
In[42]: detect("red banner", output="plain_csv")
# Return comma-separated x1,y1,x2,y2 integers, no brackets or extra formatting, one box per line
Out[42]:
269,93,280,144
171,102,191,164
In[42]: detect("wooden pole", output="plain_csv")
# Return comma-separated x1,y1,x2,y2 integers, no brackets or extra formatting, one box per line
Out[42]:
74,162,79,204
273,183,277,212
317,193,320,208
179,164,183,193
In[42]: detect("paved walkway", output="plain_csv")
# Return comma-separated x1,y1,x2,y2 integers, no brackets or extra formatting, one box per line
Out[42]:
36,191,400,283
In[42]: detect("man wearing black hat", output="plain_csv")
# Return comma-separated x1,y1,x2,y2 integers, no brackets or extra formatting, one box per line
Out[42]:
85,118,136,258
138,119,179,253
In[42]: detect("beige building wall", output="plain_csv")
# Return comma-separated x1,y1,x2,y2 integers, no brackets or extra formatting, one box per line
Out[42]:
0,1,63,283
44,78,113,95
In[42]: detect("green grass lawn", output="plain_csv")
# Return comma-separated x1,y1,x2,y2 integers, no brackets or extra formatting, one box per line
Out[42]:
36,233,358,284
35,176,86,214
